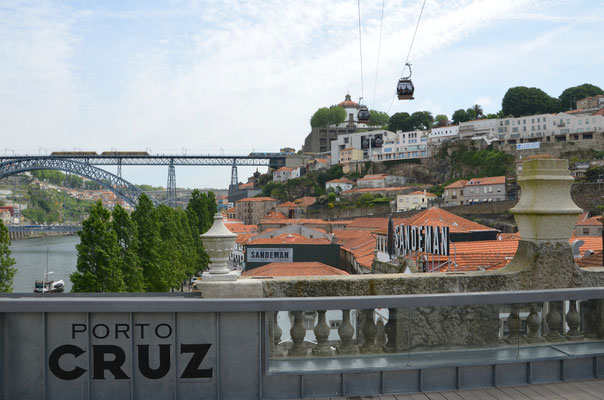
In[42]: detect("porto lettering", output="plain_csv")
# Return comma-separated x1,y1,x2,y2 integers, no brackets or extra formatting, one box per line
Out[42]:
394,224,449,256
49,323,212,381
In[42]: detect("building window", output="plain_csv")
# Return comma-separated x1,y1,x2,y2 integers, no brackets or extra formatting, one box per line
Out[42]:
583,228,589,235
330,320,342,329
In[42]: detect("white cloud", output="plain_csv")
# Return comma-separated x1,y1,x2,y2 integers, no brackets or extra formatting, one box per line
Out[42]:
1,0,602,188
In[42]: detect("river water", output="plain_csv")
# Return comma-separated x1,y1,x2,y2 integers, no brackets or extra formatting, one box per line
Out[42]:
10,235,79,293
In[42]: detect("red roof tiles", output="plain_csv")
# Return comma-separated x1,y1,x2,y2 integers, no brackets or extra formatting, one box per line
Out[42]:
242,262,349,277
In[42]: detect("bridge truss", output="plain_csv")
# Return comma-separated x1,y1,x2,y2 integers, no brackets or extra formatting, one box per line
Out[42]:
0,158,158,207
0,154,286,207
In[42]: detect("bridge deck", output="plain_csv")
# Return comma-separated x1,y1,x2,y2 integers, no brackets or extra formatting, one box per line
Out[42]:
310,378,604,399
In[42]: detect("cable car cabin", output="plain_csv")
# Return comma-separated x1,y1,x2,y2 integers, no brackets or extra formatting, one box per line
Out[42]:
358,107,370,124
397,79,415,100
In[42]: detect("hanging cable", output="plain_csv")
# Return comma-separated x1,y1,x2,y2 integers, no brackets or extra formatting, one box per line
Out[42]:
372,0,385,109
357,0,364,101
388,0,427,114
401,0,427,78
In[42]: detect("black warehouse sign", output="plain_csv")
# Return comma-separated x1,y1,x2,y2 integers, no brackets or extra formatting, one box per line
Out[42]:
394,224,450,256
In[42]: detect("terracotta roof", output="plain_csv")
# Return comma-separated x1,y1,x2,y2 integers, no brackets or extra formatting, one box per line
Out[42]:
225,207,236,214
358,174,387,181
277,201,299,208
577,251,603,268
576,211,590,223
333,229,376,269
345,217,407,230
248,233,331,245
273,167,292,173
264,210,288,219
238,182,254,189
295,197,317,207
466,176,506,186
576,216,604,226
327,177,354,185
225,224,257,234
242,262,349,277
312,158,328,164
237,197,277,203
403,208,497,234
444,180,468,189
593,108,604,116
259,217,330,225
343,186,409,194
408,191,437,197
236,233,255,245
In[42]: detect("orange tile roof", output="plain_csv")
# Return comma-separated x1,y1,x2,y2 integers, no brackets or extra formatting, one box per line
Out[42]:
333,229,376,269
343,186,409,194
264,210,288,219
295,196,317,207
444,180,468,189
409,191,437,197
358,174,387,181
577,251,603,268
238,182,254,189
273,167,292,173
249,233,332,245
258,217,330,225
236,233,255,245
327,177,354,185
312,158,328,164
225,207,236,214
403,208,496,233
576,211,590,224
576,216,604,226
237,197,277,203
277,201,299,208
593,108,604,116
242,262,349,277
225,224,257,234
466,176,506,186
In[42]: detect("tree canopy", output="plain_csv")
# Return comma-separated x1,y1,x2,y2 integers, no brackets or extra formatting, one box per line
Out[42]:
0,221,16,293
310,106,347,128
367,110,389,126
388,111,433,132
559,84,604,111
501,86,561,117
434,114,450,127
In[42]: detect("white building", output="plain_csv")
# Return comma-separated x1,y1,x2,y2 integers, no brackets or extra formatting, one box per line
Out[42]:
330,130,395,164
325,177,354,192
272,167,292,182
429,125,459,144
373,130,428,162
396,190,437,211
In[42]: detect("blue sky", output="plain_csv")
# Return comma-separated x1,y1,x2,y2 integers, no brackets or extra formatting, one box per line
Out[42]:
1,0,603,189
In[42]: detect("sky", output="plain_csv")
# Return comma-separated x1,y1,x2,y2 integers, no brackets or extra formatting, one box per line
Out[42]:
1,0,603,189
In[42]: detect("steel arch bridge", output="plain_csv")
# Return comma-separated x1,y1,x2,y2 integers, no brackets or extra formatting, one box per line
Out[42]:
0,158,158,207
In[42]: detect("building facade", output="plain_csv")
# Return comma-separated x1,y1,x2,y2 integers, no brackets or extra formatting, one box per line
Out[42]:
442,180,468,206
429,125,459,144
396,190,437,211
462,176,506,203
235,197,278,225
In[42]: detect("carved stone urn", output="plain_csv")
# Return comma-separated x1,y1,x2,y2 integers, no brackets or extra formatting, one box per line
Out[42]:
200,213,240,281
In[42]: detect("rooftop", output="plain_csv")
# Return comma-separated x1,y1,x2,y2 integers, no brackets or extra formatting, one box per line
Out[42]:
241,262,349,277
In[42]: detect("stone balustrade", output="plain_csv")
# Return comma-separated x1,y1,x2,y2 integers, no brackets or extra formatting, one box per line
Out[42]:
267,298,604,359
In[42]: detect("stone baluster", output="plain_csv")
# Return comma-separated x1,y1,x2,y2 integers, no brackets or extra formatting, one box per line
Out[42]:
313,310,332,356
526,303,545,343
504,304,522,344
383,308,398,353
360,309,381,354
545,301,565,342
268,312,283,356
289,311,307,356
375,319,386,347
337,309,358,355
565,300,583,340
583,299,597,339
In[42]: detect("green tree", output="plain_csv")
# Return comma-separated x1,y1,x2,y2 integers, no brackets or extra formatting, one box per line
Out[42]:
466,108,478,120
368,110,389,126
111,204,144,292
411,111,434,130
0,220,16,292
206,191,218,222
71,200,125,293
310,106,346,127
559,83,604,111
131,194,163,291
388,112,413,132
472,104,484,118
434,114,450,127
501,86,561,117
452,109,470,124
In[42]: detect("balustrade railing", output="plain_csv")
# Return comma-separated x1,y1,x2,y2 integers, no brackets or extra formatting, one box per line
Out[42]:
266,291,604,372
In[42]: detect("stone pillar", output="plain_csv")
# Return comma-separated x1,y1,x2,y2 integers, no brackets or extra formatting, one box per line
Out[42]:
506,158,583,287
312,310,332,356
337,309,358,355
200,213,240,281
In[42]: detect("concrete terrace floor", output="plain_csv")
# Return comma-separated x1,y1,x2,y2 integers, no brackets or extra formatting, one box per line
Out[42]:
306,378,604,399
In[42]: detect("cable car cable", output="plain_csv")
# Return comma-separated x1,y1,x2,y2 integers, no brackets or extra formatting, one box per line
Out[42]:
372,0,385,109
357,0,365,100
388,0,427,113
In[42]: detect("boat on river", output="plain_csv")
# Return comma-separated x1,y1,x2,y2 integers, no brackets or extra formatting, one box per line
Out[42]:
34,279,65,293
